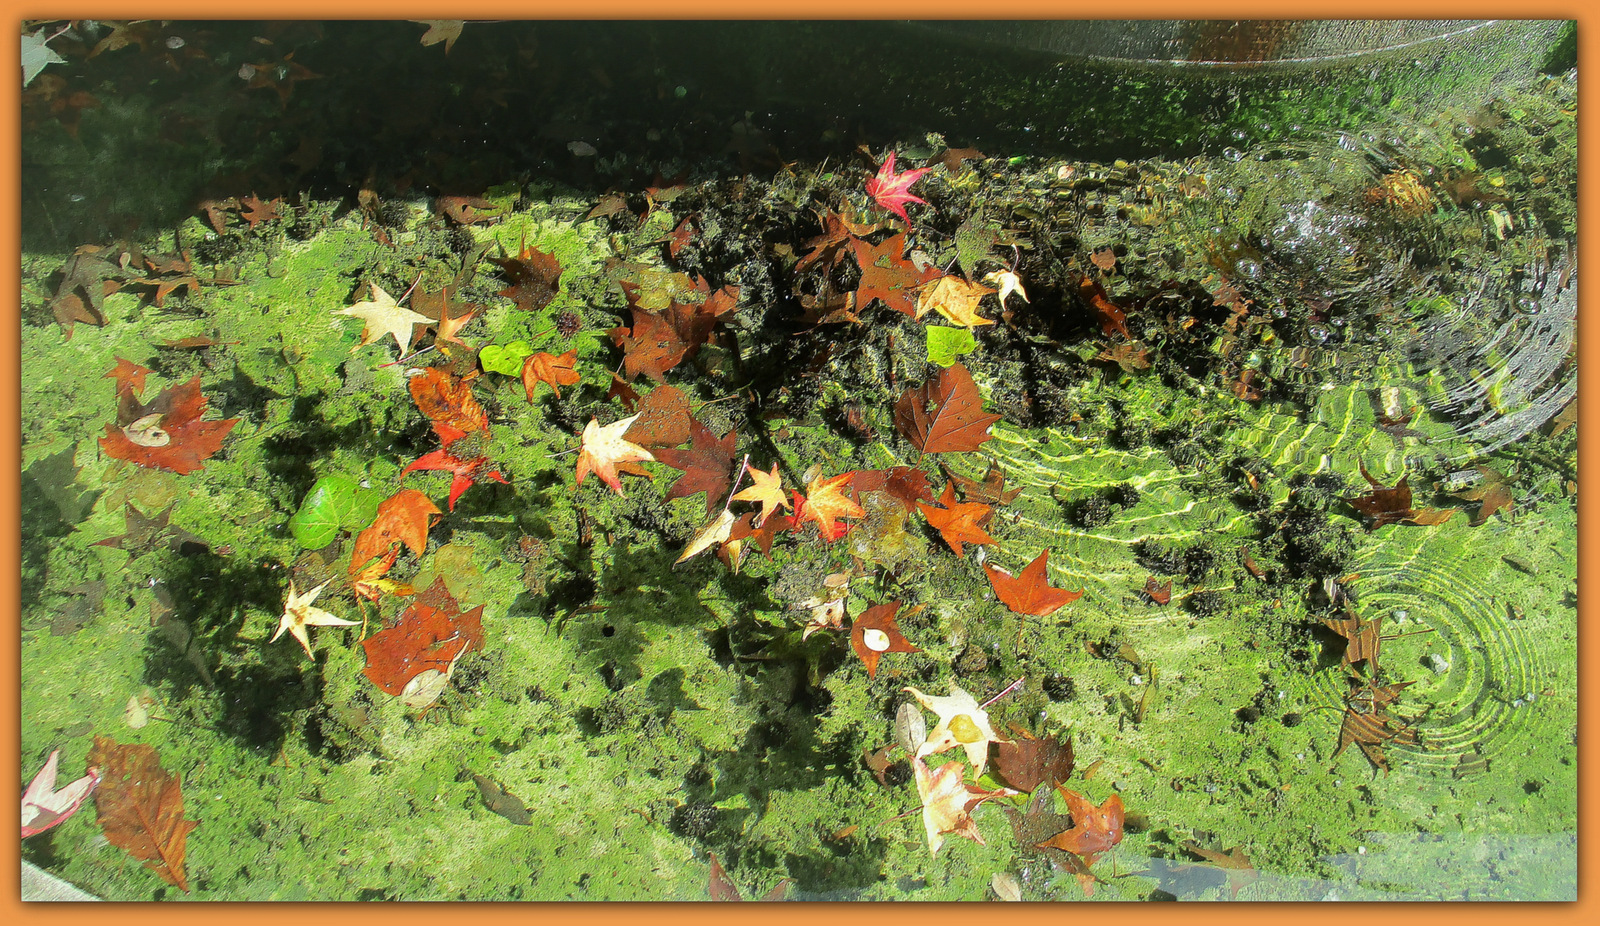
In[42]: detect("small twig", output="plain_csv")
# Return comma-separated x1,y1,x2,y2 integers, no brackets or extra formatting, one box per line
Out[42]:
981,677,1025,709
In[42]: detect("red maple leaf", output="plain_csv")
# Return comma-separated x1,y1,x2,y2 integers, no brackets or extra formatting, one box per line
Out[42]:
893,362,1002,455
850,232,940,319
98,374,239,475
984,550,1083,617
653,417,738,516
401,449,509,511
359,577,485,696
866,151,932,227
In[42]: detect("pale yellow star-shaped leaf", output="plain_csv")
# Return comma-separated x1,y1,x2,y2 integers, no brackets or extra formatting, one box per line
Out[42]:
913,756,986,855
916,275,996,327
273,579,358,659
676,508,735,564
336,283,433,356
575,415,655,496
411,20,464,53
982,270,1029,306
904,683,1009,775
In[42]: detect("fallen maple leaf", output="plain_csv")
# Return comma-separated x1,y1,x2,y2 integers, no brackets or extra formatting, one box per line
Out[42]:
1077,275,1131,339
1448,465,1516,526
894,362,1002,455
985,550,1083,617
707,852,793,901
21,749,100,838
104,356,151,398
491,242,564,313
867,151,932,227
917,274,996,327
904,683,1009,775
337,282,433,356
795,472,865,541
654,418,738,516
982,269,1029,306
409,367,489,441
795,208,881,274
849,601,921,678
87,736,198,892
676,509,736,565
272,578,358,659
994,728,1075,794
413,20,465,52
850,232,940,319
521,349,580,401
401,448,509,510
349,488,441,574
917,482,996,558
911,757,1013,855
576,415,656,495
940,459,1022,506
1178,840,1259,901
610,307,692,382
98,374,239,475
622,384,693,448
359,577,484,704
731,462,789,526
1346,462,1456,530
1038,786,1124,867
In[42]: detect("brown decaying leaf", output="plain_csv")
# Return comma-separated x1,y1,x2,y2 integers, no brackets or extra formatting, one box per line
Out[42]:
471,774,531,825
940,459,1021,506
994,727,1075,793
1334,678,1419,774
1549,398,1577,437
894,362,1002,455
1346,462,1456,530
490,242,563,313
985,550,1083,617
437,194,500,225
1448,466,1515,527
621,383,692,448
708,852,793,901
360,577,485,696
850,232,940,319
1320,604,1385,672
1077,275,1130,338
1143,576,1173,606
849,601,920,678
349,488,441,574
654,418,738,516
98,374,239,475
1179,841,1259,901
87,736,198,892
850,466,934,512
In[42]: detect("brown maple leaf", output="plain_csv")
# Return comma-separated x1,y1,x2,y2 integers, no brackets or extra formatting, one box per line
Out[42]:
849,601,921,678
795,208,881,274
1005,784,1106,897
654,418,738,516
928,146,985,174
436,194,502,225
1334,677,1420,774
1076,275,1131,338
916,482,996,558
850,232,940,319
1143,576,1174,606
1346,462,1456,530
104,356,151,398
47,248,122,337
940,459,1022,506
521,349,581,401
490,242,563,313
237,193,282,229
1448,465,1516,526
707,852,793,902
408,367,489,440
1037,786,1124,867
87,736,198,892
994,727,1075,794
850,466,934,512
349,488,441,574
985,551,1083,617
610,307,692,382
619,384,693,450
1178,841,1259,901
360,577,485,697
410,285,484,353
98,374,239,475
1320,603,1388,672
893,362,1002,455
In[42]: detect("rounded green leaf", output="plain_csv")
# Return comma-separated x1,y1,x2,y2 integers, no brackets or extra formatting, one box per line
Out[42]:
926,325,978,367
288,475,383,549
479,340,534,375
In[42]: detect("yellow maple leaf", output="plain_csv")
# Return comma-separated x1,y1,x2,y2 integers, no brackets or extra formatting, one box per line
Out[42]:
730,462,789,526
576,415,655,496
917,275,996,328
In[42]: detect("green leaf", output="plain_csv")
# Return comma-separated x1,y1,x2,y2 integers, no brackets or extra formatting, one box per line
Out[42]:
478,340,534,376
288,475,383,549
926,326,977,367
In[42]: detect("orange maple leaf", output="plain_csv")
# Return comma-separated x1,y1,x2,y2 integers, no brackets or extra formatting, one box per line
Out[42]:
1037,787,1124,867
98,374,239,475
521,349,581,401
984,550,1083,617
916,482,996,558
349,488,441,575
849,601,921,678
894,362,1002,455
408,367,488,439
795,471,865,541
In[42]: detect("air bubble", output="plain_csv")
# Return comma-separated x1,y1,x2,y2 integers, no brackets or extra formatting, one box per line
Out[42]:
1222,147,1244,162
